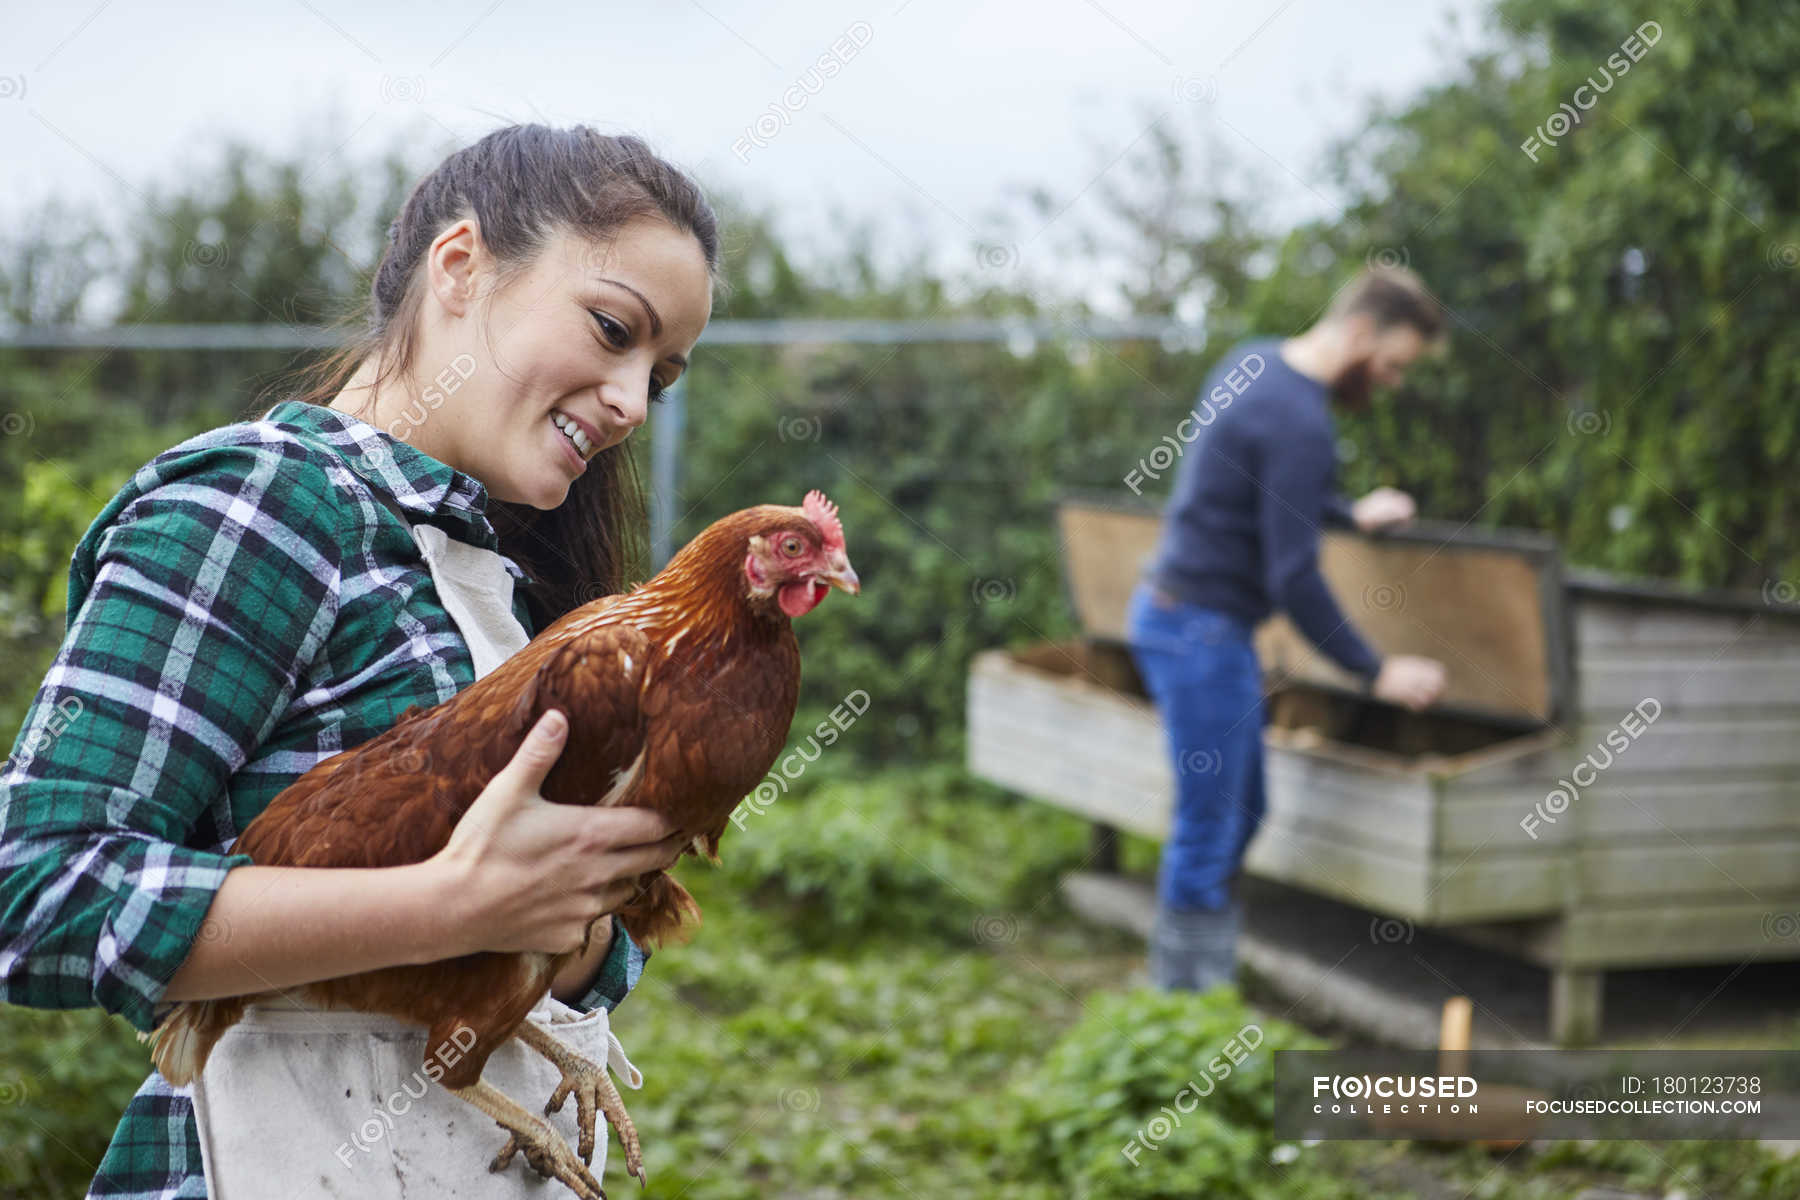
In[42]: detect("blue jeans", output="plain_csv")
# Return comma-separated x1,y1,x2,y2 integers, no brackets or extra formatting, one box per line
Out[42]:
1125,583,1267,914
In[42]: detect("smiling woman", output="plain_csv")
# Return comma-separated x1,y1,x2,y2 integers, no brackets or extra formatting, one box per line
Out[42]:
0,123,721,1200
326,217,710,513
292,125,722,632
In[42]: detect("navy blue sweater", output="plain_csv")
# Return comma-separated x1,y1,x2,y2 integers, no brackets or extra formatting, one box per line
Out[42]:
1140,338,1382,678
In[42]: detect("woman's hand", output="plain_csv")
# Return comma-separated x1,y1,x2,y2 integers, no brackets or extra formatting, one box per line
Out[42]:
427,709,685,957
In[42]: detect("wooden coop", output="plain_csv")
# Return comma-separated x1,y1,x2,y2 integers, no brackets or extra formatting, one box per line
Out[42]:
966,494,1800,1044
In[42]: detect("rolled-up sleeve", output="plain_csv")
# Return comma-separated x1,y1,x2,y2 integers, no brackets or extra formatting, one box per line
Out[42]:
0,442,345,1032
570,920,653,1015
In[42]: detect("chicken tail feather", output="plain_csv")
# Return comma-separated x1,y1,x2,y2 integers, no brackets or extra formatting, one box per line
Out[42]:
615,871,702,950
143,998,245,1085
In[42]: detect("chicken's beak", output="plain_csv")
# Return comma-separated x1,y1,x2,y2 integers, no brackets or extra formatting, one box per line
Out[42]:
818,551,861,595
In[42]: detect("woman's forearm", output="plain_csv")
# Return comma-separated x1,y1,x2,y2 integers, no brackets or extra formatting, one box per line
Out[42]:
160,861,463,1002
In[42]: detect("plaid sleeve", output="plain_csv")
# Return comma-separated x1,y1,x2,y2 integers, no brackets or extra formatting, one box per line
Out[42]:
0,441,346,1033
570,918,652,1014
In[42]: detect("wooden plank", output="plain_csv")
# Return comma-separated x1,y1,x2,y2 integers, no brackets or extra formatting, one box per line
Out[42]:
966,653,1172,838
1574,837,1800,903
1425,853,1567,923
1433,712,1800,779
968,686,1167,774
1243,819,1433,919
1557,896,1800,968
1444,896,1800,971
966,730,1172,841
1264,749,1435,852
1243,811,1563,923
1441,717,1800,782
1440,775,1800,851
1569,569,1800,623
965,748,1169,837
1566,715,1800,772
1437,792,1579,849
1572,598,1798,649
1577,652,1800,713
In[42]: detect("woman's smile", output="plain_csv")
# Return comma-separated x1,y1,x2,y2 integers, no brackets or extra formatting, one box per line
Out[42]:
549,407,599,473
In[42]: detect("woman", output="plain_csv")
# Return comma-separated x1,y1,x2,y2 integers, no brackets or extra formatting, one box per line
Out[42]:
0,123,717,1197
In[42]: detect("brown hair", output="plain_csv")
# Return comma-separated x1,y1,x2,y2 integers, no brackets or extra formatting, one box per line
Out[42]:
270,124,722,632
1328,265,1445,342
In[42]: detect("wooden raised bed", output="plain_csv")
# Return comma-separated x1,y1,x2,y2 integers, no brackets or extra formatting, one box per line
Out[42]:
967,495,1800,1044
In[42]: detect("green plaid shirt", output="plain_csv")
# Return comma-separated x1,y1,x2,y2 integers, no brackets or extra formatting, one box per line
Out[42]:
0,398,649,1198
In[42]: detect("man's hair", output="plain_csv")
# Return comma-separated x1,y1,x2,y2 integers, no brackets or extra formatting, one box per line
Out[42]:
1327,265,1445,342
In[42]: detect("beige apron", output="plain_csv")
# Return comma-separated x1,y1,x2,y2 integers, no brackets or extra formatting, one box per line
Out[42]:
188,521,643,1197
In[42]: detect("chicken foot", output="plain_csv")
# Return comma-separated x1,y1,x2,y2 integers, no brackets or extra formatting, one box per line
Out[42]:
449,1078,607,1200
515,1018,646,1185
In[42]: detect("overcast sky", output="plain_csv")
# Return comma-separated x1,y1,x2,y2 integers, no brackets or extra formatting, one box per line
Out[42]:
4,0,1491,310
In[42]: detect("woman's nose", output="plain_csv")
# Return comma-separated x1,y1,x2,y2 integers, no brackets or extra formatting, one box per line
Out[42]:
598,382,648,433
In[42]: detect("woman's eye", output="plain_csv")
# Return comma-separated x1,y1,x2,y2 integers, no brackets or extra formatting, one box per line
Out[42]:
590,311,629,348
593,309,674,404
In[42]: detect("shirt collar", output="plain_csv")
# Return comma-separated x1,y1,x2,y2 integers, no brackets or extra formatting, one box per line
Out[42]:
261,399,531,584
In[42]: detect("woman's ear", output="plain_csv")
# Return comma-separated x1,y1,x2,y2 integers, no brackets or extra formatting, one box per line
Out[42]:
425,218,484,318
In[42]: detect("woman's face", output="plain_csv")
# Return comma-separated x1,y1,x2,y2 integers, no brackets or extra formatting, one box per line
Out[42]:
407,215,712,508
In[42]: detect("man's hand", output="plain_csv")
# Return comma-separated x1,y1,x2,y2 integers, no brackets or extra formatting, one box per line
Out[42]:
1372,655,1447,711
1352,486,1417,531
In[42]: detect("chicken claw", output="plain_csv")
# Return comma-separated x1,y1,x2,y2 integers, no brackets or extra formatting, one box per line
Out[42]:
489,1120,607,1200
450,1079,606,1200
515,1019,646,1184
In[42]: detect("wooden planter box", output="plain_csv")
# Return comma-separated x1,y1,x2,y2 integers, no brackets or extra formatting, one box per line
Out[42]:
966,496,1800,1044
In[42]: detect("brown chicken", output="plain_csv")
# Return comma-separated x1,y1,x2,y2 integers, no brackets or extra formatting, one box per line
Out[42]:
147,490,858,1199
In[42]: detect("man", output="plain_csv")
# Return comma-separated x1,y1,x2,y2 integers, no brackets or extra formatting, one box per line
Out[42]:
1127,265,1450,991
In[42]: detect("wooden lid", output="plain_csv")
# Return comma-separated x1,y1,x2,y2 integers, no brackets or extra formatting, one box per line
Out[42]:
1055,493,1569,727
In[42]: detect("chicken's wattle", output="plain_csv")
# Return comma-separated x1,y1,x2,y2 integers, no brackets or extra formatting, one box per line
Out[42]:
778,578,829,617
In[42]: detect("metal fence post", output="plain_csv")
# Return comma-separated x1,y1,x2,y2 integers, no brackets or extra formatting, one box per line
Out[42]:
650,376,685,570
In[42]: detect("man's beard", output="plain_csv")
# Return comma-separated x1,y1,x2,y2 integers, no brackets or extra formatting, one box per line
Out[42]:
1332,359,1374,412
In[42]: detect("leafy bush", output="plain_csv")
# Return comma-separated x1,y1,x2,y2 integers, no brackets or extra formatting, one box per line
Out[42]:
715,761,1091,945
1000,985,1351,1199
0,371,189,738
0,1006,147,1197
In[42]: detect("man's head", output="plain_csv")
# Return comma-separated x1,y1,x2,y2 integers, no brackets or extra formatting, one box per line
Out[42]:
1317,266,1445,410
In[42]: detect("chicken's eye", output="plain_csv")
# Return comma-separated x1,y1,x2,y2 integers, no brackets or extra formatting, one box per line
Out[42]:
780,535,804,556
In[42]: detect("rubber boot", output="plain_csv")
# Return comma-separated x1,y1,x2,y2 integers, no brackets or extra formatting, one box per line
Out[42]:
1147,898,1240,991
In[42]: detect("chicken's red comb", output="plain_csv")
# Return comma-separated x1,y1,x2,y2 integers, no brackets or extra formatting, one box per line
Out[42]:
802,489,844,551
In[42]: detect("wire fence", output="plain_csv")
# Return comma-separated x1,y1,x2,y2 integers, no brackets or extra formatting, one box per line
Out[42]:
1,317,1204,566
